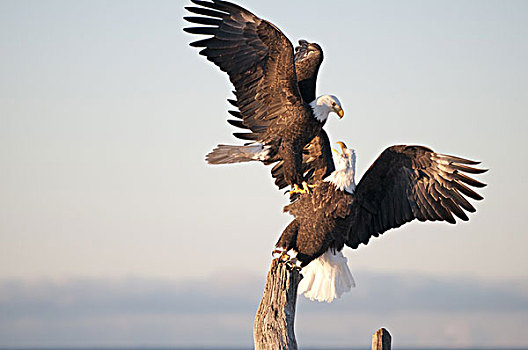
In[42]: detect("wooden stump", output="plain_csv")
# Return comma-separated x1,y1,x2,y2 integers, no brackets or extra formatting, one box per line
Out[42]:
254,259,392,350
253,258,302,350
372,328,392,350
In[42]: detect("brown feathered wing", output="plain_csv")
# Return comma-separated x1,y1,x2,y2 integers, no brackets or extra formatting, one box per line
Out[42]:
346,145,487,248
184,0,306,143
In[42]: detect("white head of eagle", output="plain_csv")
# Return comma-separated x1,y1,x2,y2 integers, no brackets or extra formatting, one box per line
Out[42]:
324,141,356,194
310,95,344,122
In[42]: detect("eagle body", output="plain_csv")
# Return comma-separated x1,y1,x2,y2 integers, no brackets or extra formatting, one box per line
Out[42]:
275,143,486,302
261,104,327,185
278,182,352,266
184,0,343,189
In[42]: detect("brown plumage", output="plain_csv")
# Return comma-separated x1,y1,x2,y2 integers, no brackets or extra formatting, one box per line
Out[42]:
276,144,487,302
184,0,342,189
345,145,487,248
277,144,487,266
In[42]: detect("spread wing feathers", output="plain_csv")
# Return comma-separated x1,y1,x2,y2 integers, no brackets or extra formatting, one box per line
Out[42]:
294,40,324,103
184,0,305,141
271,130,335,191
346,145,487,249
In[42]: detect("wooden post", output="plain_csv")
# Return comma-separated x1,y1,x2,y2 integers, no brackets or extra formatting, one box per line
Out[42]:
372,328,392,350
253,258,302,350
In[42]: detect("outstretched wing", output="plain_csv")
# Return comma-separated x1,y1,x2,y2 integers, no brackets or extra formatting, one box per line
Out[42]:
184,0,305,142
346,145,487,248
271,129,335,191
294,40,324,103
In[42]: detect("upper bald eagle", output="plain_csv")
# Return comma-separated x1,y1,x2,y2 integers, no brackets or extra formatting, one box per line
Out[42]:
184,0,343,190
274,142,487,302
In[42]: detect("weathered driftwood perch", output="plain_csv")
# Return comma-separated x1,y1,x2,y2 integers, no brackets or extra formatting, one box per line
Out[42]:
372,327,392,350
254,258,302,350
254,258,392,350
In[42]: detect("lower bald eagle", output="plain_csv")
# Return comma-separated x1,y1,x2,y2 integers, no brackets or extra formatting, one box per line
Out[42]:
184,0,343,191
274,142,487,302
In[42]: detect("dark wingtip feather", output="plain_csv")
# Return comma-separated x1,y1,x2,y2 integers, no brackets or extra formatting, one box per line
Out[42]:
233,132,259,141
227,119,247,129
454,181,484,201
465,204,477,213
189,38,211,47
456,172,487,188
452,163,488,174
184,16,222,26
228,111,243,121
183,26,217,35
185,6,228,18
443,198,469,222
191,0,213,6
445,216,457,224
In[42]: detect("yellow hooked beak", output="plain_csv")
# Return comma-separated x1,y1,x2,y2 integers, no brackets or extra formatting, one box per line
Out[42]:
333,106,344,118
333,142,347,155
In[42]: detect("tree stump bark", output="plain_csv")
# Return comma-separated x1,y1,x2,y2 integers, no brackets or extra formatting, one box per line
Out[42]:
372,328,392,350
253,258,302,350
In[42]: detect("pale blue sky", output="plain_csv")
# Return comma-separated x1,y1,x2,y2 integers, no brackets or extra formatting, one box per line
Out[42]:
0,0,527,347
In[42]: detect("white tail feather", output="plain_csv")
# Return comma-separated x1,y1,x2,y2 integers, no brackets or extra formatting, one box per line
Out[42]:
298,250,355,303
206,143,270,164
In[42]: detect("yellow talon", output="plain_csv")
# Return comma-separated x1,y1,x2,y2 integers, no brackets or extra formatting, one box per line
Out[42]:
289,182,316,195
302,181,316,193
289,184,304,195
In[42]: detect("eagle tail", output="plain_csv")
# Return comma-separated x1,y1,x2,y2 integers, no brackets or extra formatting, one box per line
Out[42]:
206,143,270,164
298,249,355,303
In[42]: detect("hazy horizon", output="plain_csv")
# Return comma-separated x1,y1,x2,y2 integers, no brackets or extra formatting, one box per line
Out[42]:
1,270,527,348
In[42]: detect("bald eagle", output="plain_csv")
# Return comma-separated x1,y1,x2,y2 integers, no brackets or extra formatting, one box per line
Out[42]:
184,0,343,192
274,142,487,302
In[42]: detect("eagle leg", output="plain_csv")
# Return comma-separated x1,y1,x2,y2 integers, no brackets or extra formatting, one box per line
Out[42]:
302,181,316,192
